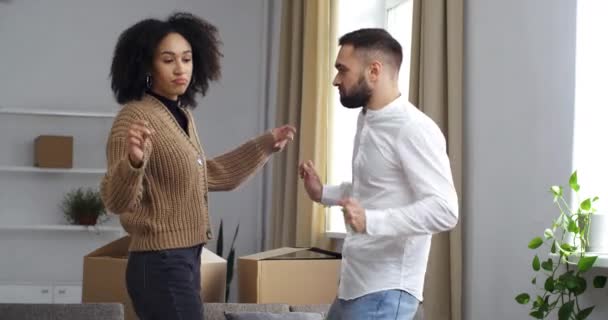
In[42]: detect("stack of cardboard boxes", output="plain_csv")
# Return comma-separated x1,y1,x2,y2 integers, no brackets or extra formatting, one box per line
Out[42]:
82,239,341,320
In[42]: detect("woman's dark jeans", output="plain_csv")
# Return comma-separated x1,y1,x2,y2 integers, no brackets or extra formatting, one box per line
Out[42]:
126,244,204,320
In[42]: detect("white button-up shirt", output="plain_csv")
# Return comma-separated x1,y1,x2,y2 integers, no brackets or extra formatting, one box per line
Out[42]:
322,95,458,301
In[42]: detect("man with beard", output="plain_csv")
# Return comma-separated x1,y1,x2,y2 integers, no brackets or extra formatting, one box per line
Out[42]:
298,28,459,320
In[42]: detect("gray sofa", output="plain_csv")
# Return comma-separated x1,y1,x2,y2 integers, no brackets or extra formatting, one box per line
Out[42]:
204,303,423,320
205,303,331,320
0,302,422,319
0,303,124,320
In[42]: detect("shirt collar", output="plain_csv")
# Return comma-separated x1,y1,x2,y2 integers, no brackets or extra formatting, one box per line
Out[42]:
364,94,406,119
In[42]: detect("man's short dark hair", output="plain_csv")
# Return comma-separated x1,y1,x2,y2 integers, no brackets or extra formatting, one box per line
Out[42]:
339,28,402,70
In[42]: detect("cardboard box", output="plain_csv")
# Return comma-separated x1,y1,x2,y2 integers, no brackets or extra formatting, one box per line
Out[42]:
238,247,341,305
82,236,226,320
34,135,73,168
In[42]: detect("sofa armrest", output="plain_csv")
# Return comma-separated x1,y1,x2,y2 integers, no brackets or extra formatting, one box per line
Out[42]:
0,303,124,320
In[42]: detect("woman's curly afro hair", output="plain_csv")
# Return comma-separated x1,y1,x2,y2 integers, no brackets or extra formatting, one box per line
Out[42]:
110,12,222,107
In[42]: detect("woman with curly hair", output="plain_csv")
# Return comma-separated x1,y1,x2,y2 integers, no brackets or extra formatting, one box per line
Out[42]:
100,12,295,319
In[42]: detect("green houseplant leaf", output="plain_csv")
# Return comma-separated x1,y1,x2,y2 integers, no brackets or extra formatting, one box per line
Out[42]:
216,220,224,258
216,221,240,302
225,223,240,302
593,276,607,288
532,255,540,271
581,198,592,211
569,171,579,192
529,310,544,319
577,306,594,320
558,301,574,320
541,258,553,272
515,293,530,304
544,277,555,292
529,237,543,249
551,185,563,198
577,256,597,273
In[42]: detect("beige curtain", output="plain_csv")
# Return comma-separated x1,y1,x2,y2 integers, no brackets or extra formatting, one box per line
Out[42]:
409,0,464,319
271,0,337,250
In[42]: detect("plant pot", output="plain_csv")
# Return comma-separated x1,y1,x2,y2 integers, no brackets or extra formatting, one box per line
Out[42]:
78,215,98,226
588,213,608,253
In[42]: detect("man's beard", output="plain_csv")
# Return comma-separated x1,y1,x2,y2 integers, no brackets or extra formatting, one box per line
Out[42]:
339,76,372,109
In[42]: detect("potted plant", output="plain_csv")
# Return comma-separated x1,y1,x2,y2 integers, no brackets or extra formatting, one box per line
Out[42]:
515,171,607,319
61,187,107,226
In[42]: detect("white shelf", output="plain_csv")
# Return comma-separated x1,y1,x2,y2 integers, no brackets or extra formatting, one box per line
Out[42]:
0,108,116,118
0,166,105,174
325,231,347,239
0,224,123,233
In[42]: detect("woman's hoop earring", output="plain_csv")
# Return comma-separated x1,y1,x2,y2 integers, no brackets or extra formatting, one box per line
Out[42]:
146,74,152,89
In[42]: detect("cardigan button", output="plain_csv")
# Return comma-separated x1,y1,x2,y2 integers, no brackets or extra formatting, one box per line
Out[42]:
197,158,203,166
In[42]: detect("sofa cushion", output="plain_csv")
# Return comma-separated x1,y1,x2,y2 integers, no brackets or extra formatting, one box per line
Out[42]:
225,312,323,320
204,303,290,320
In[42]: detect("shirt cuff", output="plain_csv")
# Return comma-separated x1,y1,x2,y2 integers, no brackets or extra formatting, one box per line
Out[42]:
321,185,344,206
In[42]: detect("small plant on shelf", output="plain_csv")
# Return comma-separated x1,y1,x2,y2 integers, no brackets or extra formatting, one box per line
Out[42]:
61,187,107,226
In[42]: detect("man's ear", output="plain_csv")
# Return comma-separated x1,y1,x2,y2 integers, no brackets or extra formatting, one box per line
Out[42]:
368,60,383,82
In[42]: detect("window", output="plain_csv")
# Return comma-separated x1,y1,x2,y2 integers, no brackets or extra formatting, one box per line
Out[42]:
326,0,414,235
572,0,608,211
386,0,414,98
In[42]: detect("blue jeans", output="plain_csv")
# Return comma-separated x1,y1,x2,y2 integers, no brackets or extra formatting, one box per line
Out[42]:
126,244,204,320
326,290,419,320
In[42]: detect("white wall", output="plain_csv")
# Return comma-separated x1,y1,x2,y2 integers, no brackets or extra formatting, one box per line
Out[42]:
0,0,280,302
463,0,608,318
